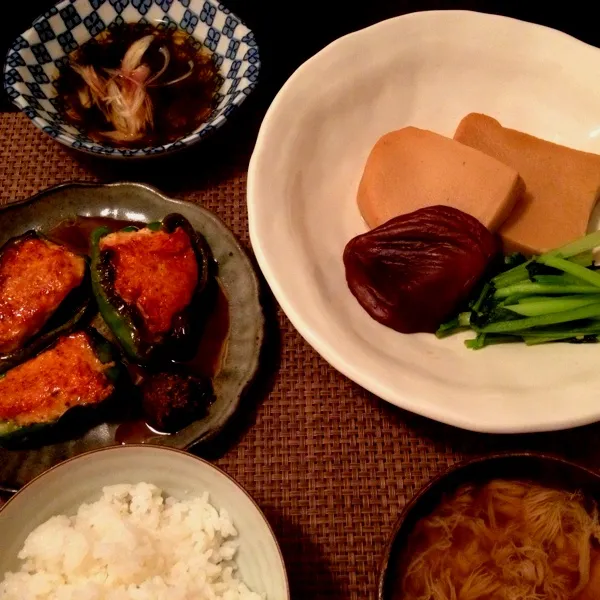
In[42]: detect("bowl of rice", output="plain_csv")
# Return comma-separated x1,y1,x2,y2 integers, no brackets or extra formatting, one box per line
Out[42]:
0,445,289,600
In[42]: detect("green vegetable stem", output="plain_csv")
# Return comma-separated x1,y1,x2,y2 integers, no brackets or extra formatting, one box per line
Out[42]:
437,230,600,349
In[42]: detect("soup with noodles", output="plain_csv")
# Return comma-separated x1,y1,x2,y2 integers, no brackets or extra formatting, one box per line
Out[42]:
398,480,600,600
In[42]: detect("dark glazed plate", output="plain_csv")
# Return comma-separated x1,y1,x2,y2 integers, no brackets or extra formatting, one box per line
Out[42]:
0,182,264,490
379,453,600,600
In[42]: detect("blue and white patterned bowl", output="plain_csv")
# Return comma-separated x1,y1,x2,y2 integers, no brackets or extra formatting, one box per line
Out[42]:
3,0,260,157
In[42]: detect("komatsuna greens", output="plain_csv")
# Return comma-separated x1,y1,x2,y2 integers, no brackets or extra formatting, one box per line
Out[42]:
437,230,600,348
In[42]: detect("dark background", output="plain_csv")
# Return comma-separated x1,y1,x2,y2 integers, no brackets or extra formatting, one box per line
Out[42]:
1,1,598,112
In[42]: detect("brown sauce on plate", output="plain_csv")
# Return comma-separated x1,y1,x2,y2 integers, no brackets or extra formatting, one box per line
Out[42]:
184,282,230,379
114,419,171,445
48,216,230,443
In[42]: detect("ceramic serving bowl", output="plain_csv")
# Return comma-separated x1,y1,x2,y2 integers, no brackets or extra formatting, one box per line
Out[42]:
248,10,600,434
0,445,290,599
3,0,259,158
378,453,600,599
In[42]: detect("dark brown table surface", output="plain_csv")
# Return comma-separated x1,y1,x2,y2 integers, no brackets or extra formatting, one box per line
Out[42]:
2,3,600,599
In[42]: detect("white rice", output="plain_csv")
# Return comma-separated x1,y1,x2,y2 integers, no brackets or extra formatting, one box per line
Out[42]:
0,482,263,600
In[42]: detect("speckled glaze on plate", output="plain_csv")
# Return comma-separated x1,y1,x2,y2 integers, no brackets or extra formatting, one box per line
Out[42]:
0,182,264,490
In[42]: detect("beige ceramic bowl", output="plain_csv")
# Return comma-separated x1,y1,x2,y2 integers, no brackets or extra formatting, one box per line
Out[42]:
0,445,289,599
248,9,600,434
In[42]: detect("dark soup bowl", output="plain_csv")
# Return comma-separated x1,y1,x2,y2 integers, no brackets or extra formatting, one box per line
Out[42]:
379,452,600,600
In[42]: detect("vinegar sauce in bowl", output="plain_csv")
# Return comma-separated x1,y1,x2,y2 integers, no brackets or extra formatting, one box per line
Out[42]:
54,23,219,148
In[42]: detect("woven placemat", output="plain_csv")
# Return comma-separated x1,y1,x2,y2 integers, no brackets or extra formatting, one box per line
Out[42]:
3,112,600,599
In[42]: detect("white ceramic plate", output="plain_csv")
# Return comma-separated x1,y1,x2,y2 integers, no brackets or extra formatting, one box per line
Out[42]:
247,10,600,434
0,446,289,599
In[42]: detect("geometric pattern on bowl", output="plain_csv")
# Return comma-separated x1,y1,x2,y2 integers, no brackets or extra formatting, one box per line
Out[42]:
3,0,259,157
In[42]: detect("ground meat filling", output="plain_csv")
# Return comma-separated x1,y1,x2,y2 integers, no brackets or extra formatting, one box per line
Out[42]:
100,227,198,336
0,332,114,426
0,237,85,354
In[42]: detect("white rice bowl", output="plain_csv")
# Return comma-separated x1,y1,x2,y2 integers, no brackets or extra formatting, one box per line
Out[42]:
0,482,263,600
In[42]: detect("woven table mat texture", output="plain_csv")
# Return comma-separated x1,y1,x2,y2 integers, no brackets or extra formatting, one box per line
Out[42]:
3,112,600,599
